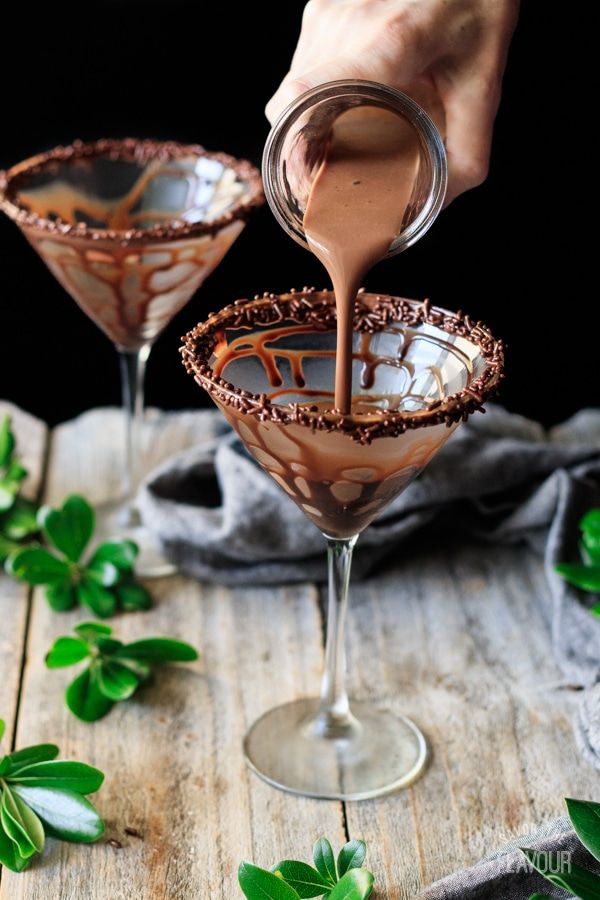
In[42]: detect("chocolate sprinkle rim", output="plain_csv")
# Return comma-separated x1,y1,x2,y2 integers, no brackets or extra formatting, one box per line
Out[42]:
0,137,264,244
181,289,505,444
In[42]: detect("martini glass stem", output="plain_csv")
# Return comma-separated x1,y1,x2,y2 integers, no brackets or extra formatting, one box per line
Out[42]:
315,534,359,737
118,345,150,526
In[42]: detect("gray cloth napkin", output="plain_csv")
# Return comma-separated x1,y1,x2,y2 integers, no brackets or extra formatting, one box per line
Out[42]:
140,405,600,759
140,405,600,897
422,816,600,899
140,405,600,585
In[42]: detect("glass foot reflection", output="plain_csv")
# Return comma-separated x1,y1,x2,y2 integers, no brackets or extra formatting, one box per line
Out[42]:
244,698,428,801
94,499,175,579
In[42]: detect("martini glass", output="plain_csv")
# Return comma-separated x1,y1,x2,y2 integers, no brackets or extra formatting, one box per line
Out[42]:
182,288,504,800
0,138,263,576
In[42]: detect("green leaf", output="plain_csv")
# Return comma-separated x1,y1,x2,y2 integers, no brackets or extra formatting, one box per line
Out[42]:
522,849,600,900
0,818,31,872
272,860,333,896
1,498,39,540
566,798,600,863
114,657,152,681
116,582,152,611
8,744,60,772
0,486,16,512
4,459,27,484
74,621,113,642
45,581,77,612
0,718,5,742
0,459,27,513
0,755,11,776
78,579,117,618
7,760,104,794
115,638,198,664
6,547,71,585
313,838,337,885
583,540,600,566
555,564,600,593
327,869,374,899
581,510,600,535
66,667,114,722
89,540,138,572
337,841,366,877
239,862,301,899
1,784,45,856
0,534,21,563
85,559,120,588
95,637,124,656
0,415,15,468
45,636,90,668
12,786,105,843
96,660,140,701
38,494,94,563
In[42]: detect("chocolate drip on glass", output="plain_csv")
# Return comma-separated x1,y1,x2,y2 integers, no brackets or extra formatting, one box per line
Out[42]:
182,287,504,800
0,138,263,576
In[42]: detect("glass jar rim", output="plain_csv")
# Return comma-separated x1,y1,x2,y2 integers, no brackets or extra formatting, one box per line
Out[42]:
262,79,447,256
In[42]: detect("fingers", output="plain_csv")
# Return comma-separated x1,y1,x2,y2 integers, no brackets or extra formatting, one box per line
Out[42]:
442,73,502,203
265,12,435,124
265,75,314,126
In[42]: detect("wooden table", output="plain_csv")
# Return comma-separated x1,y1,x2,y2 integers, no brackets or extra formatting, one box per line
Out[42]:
0,402,596,899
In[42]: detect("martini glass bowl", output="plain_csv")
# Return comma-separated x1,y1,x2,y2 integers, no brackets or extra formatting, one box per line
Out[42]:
182,289,504,801
0,138,263,575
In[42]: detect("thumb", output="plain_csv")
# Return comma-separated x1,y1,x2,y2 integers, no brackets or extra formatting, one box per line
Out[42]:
266,59,370,124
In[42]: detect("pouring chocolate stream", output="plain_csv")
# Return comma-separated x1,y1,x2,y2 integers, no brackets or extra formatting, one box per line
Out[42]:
303,106,420,414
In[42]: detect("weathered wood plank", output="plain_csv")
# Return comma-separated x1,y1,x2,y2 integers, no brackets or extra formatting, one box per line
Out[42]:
5,407,594,899
343,541,599,898
1,409,345,900
0,401,47,744
29,406,221,508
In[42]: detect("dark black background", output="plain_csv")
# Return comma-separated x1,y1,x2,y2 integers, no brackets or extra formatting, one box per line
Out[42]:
0,2,589,426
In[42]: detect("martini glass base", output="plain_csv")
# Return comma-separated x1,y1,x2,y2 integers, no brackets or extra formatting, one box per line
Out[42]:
244,698,428,801
94,499,176,578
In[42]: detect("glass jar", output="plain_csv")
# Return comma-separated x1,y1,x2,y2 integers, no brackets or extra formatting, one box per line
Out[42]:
262,79,447,256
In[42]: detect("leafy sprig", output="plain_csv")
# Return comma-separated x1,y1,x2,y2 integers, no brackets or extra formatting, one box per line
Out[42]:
239,837,374,899
0,717,104,872
6,495,152,617
46,621,199,722
0,416,38,562
524,798,600,899
556,510,600,615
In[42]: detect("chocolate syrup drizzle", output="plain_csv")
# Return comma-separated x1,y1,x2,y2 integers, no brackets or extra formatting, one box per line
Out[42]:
181,289,505,445
211,321,469,411
0,139,264,350
0,138,263,243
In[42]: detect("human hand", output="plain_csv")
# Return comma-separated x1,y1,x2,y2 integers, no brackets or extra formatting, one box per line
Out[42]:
266,0,519,203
